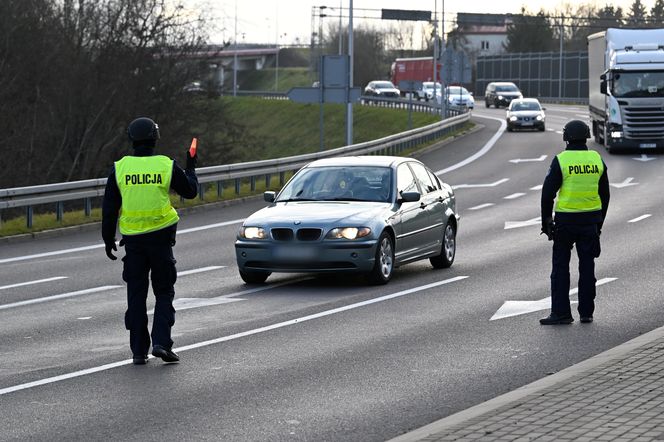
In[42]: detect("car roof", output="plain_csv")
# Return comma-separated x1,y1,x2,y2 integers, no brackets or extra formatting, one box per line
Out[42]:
510,98,541,103
305,155,414,169
489,81,518,86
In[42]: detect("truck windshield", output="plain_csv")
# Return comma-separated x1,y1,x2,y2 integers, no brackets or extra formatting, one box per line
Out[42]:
612,71,664,97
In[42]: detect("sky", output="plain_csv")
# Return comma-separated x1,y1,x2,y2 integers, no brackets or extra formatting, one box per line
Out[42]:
190,0,651,47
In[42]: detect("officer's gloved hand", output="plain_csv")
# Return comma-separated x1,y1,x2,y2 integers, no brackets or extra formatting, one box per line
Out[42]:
105,238,118,260
186,149,197,171
541,217,554,241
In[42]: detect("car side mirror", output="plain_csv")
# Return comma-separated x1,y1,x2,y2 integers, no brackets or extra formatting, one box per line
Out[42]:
542,107,547,110
600,73,607,95
264,191,276,203
399,191,421,203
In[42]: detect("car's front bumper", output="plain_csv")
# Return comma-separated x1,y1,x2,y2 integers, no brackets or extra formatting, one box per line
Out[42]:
235,239,379,273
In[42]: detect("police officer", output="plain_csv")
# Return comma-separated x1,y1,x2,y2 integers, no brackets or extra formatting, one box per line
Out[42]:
540,120,610,325
102,117,198,364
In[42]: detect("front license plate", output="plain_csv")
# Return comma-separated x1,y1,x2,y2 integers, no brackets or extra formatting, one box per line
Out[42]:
640,143,656,148
522,122,533,126
273,245,317,261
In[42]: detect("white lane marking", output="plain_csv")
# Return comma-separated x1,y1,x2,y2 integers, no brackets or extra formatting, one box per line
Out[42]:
610,177,638,189
504,193,526,200
0,276,68,291
628,214,651,223
530,185,543,191
0,286,121,311
575,114,589,118
77,317,92,320
555,130,563,134
0,219,246,265
491,278,618,320
177,266,225,277
452,178,509,190
547,128,555,132
633,154,656,162
435,114,506,175
468,203,495,211
0,275,469,396
504,217,541,230
509,155,547,164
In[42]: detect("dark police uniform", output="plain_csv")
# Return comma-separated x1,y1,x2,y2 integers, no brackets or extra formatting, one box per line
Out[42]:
540,121,610,325
102,118,197,363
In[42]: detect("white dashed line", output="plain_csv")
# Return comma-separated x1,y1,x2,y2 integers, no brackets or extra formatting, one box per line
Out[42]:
504,193,526,200
468,203,495,211
0,276,68,291
628,214,651,223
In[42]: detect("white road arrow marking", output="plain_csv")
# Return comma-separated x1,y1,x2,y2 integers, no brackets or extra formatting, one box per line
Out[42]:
452,178,509,190
509,155,547,164
633,154,656,162
505,217,541,230
490,277,618,320
610,177,639,188
629,214,651,223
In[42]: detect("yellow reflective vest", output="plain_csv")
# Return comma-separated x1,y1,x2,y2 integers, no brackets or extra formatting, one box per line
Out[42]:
555,150,604,213
115,155,180,235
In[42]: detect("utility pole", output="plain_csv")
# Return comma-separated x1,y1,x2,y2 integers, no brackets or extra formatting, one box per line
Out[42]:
558,18,564,99
346,0,353,146
275,1,279,92
233,0,238,97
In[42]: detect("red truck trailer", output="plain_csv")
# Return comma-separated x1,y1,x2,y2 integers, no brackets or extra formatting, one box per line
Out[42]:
390,57,442,98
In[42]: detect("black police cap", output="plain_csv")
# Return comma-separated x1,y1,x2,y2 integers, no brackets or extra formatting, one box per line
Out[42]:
127,117,160,142
563,120,590,142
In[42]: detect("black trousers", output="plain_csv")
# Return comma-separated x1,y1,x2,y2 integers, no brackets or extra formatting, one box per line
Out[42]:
122,242,177,356
550,223,601,318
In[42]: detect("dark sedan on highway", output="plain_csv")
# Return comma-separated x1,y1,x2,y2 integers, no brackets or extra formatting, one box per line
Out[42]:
235,156,459,285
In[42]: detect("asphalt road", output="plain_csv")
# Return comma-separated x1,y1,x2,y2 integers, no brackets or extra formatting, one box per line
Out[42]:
1,104,663,441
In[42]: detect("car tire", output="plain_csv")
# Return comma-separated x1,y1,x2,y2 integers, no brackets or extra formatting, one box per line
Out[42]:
506,124,513,132
430,221,456,269
485,100,489,108
539,125,545,132
239,270,271,284
367,232,394,285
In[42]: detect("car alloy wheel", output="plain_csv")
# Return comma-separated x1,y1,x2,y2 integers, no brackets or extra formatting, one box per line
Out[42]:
367,232,394,285
430,222,456,269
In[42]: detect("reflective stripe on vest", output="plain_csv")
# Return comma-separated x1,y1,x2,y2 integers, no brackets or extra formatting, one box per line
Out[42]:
555,150,604,213
115,155,179,235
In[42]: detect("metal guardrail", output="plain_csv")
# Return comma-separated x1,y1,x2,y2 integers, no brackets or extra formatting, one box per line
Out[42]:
0,103,470,229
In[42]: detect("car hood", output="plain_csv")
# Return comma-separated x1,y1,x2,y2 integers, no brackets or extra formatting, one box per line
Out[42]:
377,89,399,94
509,110,544,117
244,201,391,226
497,92,522,97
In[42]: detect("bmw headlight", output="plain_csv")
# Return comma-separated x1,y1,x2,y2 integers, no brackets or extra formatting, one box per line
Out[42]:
509,116,518,121
498,95,504,100
326,227,371,240
240,226,267,239
536,115,543,121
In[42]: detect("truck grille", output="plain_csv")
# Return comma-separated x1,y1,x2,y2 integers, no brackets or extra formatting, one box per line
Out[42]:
623,106,664,139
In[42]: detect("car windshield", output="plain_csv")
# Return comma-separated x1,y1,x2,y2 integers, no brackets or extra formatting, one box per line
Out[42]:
423,82,442,90
496,85,519,92
611,71,664,98
276,166,393,203
511,101,541,111
446,87,469,95
374,82,395,89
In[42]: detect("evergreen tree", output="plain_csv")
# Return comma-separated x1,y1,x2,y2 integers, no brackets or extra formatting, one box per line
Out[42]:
650,0,664,26
626,0,648,27
592,5,624,30
504,8,555,53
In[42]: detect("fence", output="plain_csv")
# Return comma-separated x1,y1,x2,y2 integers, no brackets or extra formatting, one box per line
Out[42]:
0,109,470,229
476,51,589,103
